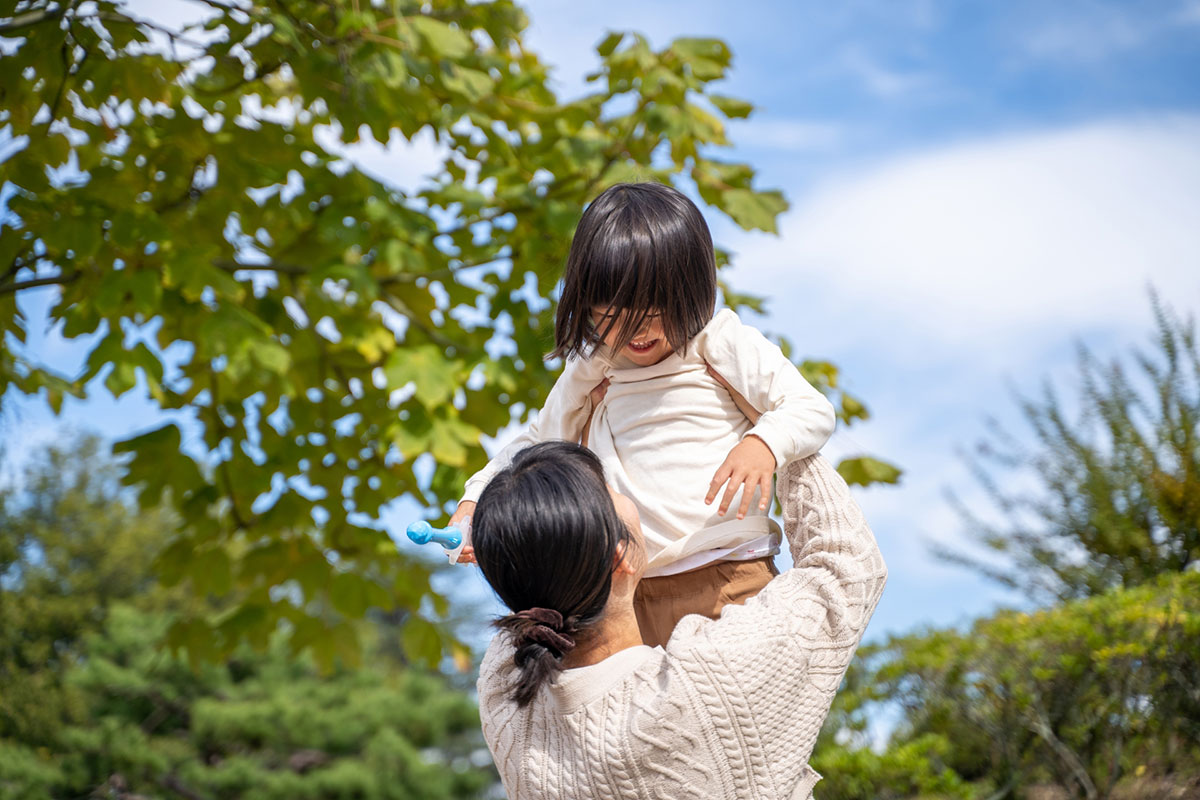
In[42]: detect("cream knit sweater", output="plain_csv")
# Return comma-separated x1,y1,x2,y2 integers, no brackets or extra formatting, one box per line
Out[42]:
463,309,837,574
477,453,888,800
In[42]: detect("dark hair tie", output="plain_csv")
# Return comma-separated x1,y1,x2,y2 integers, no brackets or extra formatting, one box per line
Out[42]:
513,607,576,655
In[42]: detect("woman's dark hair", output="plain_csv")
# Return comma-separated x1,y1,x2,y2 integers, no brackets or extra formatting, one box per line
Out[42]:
472,441,634,706
552,182,717,360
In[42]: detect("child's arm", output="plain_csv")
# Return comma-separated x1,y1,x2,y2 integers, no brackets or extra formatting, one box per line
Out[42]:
700,310,838,518
449,356,606,535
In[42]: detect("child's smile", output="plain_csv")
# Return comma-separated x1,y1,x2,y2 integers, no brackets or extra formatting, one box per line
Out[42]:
592,308,674,366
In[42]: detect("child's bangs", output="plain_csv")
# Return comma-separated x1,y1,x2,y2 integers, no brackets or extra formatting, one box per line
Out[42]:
552,181,717,360
583,222,672,351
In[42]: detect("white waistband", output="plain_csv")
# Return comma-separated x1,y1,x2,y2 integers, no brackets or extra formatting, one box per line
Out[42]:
644,515,781,571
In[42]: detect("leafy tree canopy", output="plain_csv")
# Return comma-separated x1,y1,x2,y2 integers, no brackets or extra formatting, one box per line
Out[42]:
0,0,896,666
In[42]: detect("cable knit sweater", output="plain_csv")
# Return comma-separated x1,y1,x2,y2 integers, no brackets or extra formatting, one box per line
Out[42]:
463,309,837,574
477,453,888,800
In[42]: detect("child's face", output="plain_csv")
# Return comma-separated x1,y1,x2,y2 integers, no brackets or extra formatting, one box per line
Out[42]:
591,307,673,366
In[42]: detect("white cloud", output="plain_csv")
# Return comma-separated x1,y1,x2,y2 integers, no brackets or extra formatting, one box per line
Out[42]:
838,46,934,98
1022,6,1151,62
1181,0,1200,24
726,115,1200,631
741,115,1200,360
731,119,845,151
1017,0,1200,63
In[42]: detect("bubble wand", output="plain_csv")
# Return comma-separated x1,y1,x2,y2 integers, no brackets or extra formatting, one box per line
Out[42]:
406,517,470,564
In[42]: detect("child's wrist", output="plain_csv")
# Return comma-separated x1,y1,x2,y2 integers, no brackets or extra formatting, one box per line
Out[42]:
743,433,778,468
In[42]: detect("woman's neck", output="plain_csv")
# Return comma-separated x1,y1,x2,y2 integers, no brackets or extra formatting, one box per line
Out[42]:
562,603,644,668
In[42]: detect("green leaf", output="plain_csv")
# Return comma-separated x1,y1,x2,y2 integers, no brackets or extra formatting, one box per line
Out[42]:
443,65,493,101
837,456,903,487
384,345,460,409
410,16,473,59
401,616,443,668
596,31,624,57
113,424,205,510
670,37,731,67
721,188,788,233
840,393,870,424
191,547,233,596
330,571,370,617
709,94,754,119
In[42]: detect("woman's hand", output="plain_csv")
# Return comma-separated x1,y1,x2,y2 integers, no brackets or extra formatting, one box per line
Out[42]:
580,378,610,448
705,363,761,424
449,500,476,563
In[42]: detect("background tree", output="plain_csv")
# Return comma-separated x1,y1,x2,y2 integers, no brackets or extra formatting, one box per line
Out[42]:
814,572,1200,800
0,437,495,800
939,296,1200,603
0,0,897,666
0,435,174,746
810,298,1200,800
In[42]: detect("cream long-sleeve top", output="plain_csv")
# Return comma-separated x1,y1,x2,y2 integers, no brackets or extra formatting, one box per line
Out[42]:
477,453,888,800
462,309,837,574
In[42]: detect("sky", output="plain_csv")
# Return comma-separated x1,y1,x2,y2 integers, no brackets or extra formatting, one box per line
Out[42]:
4,0,1200,641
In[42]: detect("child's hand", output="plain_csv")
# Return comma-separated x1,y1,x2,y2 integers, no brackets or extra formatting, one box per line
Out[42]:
706,435,776,519
449,501,476,563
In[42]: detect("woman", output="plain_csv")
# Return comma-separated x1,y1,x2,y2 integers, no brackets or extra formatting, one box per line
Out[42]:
472,439,887,800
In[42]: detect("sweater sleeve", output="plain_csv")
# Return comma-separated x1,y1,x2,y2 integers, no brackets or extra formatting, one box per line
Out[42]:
461,355,606,503
668,453,887,797
699,310,836,466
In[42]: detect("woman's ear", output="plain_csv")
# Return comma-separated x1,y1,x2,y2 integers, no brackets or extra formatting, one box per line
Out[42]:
612,540,638,576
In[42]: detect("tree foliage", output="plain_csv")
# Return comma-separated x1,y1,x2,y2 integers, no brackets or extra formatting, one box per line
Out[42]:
811,301,1200,800
0,0,895,666
814,572,1200,800
0,437,494,800
941,297,1200,602
0,435,175,745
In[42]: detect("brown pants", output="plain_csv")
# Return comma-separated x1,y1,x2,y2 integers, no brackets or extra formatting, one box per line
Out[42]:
633,556,779,648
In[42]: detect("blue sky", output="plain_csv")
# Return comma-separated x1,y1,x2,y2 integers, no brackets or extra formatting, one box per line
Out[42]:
4,0,1200,641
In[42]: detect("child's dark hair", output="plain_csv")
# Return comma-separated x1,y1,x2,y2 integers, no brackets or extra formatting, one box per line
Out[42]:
552,182,717,360
472,441,635,706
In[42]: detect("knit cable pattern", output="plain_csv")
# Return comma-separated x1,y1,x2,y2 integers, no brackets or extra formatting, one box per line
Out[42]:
477,453,887,799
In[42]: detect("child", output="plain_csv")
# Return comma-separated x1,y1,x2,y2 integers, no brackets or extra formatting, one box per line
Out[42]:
452,182,836,647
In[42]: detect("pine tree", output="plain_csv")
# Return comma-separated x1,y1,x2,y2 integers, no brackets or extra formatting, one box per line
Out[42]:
941,295,1200,602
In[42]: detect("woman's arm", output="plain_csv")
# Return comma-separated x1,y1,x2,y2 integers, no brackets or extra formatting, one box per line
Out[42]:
669,453,887,795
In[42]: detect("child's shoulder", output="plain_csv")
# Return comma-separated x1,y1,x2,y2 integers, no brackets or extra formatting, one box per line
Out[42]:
696,308,763,348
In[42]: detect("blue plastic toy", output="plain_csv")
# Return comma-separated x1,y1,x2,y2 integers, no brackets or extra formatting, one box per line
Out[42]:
405,518,470,564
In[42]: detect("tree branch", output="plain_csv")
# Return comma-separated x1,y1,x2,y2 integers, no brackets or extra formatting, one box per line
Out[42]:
209,372,252,532
271,0,338,46
0,273,79,295
1027,710,1098,800
0,6,67,34
214,258,310,277
191,58,286,97
381,289,456,350
160,773,205,800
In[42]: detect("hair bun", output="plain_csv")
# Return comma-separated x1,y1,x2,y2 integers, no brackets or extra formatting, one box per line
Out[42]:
509,607,577,656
